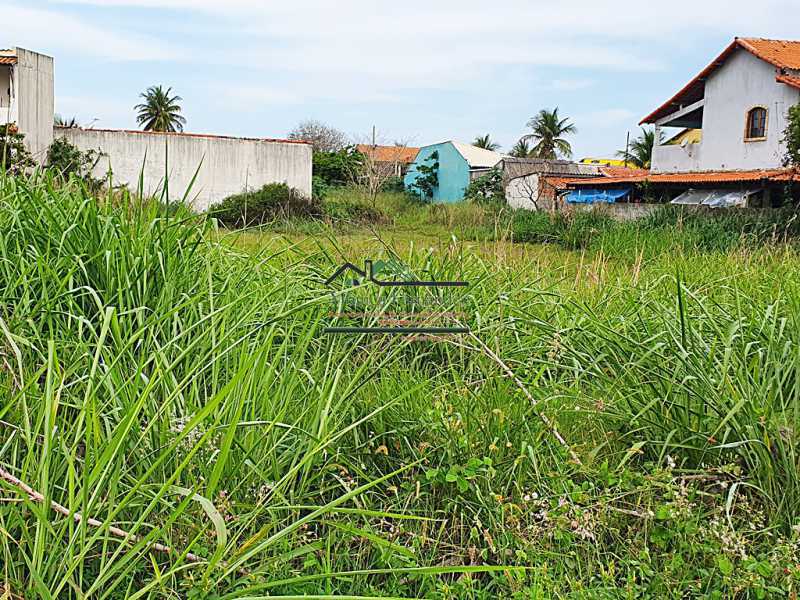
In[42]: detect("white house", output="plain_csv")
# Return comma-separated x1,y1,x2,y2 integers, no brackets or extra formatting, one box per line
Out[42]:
644,37,800,173
564,38,800,207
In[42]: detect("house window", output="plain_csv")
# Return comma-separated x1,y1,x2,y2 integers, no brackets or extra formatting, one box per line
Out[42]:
745,107,767,140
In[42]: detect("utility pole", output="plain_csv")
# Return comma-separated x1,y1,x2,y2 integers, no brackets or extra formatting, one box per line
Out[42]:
624,131,630,168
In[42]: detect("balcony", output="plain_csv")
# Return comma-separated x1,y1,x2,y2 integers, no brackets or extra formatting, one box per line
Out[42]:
651,141,702,173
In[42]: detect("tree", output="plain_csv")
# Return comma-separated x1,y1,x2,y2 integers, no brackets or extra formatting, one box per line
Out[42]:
408,151,439,202
509,138,532,158
134,85,187,132
464,168,503,204
288,119,348,153
783,103,800,167
523,107,577,160
313,147,364,186
473,134,500,151
354,141,413,208
46,136,106,192
54,114,79,128
0,125,35,175
617,127,660,169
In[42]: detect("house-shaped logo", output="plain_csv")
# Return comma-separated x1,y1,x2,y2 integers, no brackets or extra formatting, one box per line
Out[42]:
323,259,470,336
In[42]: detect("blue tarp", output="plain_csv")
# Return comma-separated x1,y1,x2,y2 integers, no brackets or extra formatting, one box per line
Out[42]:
566,188,631,204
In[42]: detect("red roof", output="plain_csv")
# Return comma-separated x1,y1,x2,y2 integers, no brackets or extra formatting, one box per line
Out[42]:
356,144,419,164
0,56,16,65
641,38,800,124
566,168,800,188
777,74,800,91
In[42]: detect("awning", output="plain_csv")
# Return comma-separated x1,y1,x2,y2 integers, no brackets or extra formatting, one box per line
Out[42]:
566,188,631,204
670,188,758,208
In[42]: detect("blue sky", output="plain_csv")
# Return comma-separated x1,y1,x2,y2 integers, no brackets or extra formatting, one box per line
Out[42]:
5,0,800,157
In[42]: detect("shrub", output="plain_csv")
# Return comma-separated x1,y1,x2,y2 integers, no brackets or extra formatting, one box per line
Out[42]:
407,151,438,202
323,196,388,225
312,175,330,200
0,124,35,175
208,183,321,227
46,136,106,192
313,147,364,186
381,175,405,193
464,168,504,204
783,103,800,167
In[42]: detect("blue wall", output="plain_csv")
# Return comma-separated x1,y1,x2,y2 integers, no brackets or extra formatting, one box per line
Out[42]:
404,142,470,203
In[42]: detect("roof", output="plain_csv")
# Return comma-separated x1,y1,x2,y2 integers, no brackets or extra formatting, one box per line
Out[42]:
565,168,800,188
450,141,504,168
355,144,419,164
641,37,800,125
56,126,310,145
0,56,16,65
501,158,602,181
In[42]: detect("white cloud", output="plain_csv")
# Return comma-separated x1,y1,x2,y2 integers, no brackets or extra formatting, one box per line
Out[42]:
548,79,595,92
2,2,182,61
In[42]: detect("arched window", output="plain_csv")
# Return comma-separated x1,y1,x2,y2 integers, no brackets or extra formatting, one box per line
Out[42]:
745,107,768,140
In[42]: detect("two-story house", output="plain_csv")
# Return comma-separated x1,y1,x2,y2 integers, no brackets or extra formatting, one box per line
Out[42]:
564,38,800,208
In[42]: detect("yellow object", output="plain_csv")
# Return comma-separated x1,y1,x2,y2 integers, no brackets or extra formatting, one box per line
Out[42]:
579,157,629,167
665,128,702,145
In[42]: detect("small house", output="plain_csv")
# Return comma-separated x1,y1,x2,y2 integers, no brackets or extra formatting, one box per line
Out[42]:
355,144,419,177
404,141,503,203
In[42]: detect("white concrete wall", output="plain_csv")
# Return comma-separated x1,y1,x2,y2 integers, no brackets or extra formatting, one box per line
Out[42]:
506,174,558,211
14,48,54,161
653,49,800,173
651,140,702,173
58,128,313,211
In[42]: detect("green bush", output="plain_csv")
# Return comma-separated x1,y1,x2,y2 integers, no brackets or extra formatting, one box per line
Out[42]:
464,168,504,204
511,209,614,249
312,174,329,200
323,196,388,225
46,136,106,192
313,147,364,186
208,182,321,227
0,124,34,175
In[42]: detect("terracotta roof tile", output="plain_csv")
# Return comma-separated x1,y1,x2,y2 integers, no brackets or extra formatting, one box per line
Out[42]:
777,73,800,90
0,56,17,65
641,38,800,124
566,168,800,188
356,144,419,164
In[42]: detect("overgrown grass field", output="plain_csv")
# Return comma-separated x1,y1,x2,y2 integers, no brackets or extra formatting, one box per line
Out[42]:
3,177,800,598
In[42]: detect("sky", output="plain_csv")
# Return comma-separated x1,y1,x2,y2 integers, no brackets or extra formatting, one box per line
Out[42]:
4,0,800,158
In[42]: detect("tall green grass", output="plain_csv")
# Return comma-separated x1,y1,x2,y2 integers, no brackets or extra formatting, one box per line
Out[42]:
3,174,800,597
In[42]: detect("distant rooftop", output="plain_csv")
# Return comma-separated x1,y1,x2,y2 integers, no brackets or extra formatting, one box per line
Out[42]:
356,144,419,164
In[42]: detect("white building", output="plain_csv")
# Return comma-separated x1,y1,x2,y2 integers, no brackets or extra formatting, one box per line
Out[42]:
644,37,800,173
564,38,800,208
1,47,55,161
1,46,312,210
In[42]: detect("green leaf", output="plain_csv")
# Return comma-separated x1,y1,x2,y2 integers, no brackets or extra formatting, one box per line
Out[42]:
717,556,734,576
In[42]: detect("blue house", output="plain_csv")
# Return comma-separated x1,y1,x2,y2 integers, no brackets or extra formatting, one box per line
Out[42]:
404,141,503,203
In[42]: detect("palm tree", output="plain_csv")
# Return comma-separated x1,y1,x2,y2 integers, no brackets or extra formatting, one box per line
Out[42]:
523,107,577,160
135,86,187,132
473,134,500,151
54,114,79,128
509,138,532,158
616,127,661,169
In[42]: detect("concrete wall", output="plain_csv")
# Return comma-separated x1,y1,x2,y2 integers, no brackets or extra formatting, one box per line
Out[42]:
404,142,469,203
14,48,54,161
58,128,313,211
571,202,661,221
506,174,556,211
653,49,800,173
